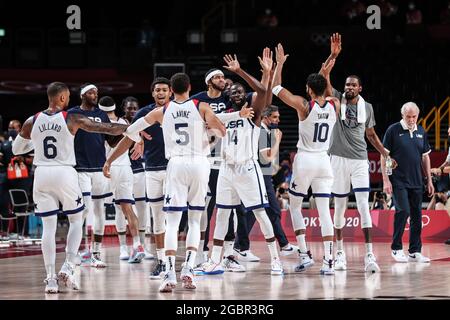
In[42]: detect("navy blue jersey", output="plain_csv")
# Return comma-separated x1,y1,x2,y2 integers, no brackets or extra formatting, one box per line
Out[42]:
68,106,111,172
133,104,168,171
67,106,111,172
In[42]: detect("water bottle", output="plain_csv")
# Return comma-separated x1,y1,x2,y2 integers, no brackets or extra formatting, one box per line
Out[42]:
385,156,393,176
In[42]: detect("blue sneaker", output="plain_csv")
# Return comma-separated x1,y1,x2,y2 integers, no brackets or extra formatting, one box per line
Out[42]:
128,245,145,264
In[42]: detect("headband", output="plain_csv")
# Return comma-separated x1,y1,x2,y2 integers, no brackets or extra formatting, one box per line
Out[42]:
98,104,115,112
205,70,224,85
80,84,98,97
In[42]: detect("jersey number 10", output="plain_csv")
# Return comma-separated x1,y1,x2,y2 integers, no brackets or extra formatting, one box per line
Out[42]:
313,123,329,143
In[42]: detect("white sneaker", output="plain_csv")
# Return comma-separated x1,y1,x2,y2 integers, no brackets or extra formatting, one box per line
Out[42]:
364,253,380,273
91,252,107,268
144,248,155,260
334,250,347,271
295,250,315,272
180,266,196,289
271,258,284,275
235,249,261,262
222,256,246,272
280,243,300,256
194,251,207,266
391,250,408,263
159,270,177,292
408,252,430,263
44,276,59,294
119,245,129,260
58,262,80,290
320,258,335,275
194,259,224,275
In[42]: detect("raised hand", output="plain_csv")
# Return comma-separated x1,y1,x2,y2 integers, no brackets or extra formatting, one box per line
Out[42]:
258,47,273,73
223,54,241,73
275,43,289,65
239,106,255,119
330,33,342,57
321,58,335,77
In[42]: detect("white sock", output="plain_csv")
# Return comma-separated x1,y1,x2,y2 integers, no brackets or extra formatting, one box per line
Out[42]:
166,255,175,272
336,239,344,252
92,241,101,253
211,245,223,263
296,234,308,253
224,241,234,258
267,241,279,260
365,242,373,254
323,241,333,261
156,248,165,262
42,215,57,275
132,235,141,249
198,239,205,255
118,233,127,246
185,250,197,269
45,264,56,278
139,230,146,248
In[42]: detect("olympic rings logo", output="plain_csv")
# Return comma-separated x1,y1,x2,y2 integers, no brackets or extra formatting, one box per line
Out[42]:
404,214,430,230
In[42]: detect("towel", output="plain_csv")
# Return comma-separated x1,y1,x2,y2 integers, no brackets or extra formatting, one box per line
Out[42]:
340,95,366,124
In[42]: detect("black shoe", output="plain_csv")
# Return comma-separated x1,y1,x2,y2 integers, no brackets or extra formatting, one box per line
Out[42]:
149,260,166,280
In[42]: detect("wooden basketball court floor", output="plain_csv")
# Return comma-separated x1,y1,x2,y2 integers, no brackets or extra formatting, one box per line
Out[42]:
0,241,449,300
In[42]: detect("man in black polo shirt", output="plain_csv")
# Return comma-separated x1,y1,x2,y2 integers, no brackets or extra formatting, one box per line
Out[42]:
381,102,433,263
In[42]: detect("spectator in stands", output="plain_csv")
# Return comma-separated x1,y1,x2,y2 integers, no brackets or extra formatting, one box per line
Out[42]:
440,1,450,25
0,120,33,236
257,8,278,28
406,2,423,25
340,0,366,24
371,191,393,210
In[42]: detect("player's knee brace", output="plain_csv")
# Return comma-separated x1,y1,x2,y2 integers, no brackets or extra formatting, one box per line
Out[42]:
150,203,165,234
253,208,275,239
213,208,232,240
288,196,306,231
186,211,202,248
315,197,334,237
333,197,347,229
355,192,372,228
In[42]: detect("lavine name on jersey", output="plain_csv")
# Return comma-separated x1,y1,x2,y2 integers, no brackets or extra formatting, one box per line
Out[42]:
172,110,191,119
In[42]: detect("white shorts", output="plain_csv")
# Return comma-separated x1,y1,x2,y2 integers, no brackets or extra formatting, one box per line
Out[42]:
163,156,210,212
331,155,370,197
289,152,334,198
33,166,84,217
78,171,112,199
133,171,146,202
110,166,134,204
216,160,269,212
145,170,166,204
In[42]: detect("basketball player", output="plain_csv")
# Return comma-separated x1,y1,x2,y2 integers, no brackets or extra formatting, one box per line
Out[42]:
204,54,284,275
272,43,340,275
108,78,172,279
68,84,119,268
12,82,127,293
108,73,226,292
121,96,152,260
100,96,145,264
323,33,387,273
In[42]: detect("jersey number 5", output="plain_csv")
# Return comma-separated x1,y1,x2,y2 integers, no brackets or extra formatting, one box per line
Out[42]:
43,136,58,159
313,123,329,143
175,123,190,145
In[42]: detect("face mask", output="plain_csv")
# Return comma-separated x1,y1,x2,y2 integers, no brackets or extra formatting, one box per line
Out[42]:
268,123,278,130
8,129,18,139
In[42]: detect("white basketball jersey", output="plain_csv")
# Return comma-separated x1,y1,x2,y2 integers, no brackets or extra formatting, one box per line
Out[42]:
297,100,337,153
105,117,131,166
31,111,76,166
222,118,260,164
161,99,210,159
